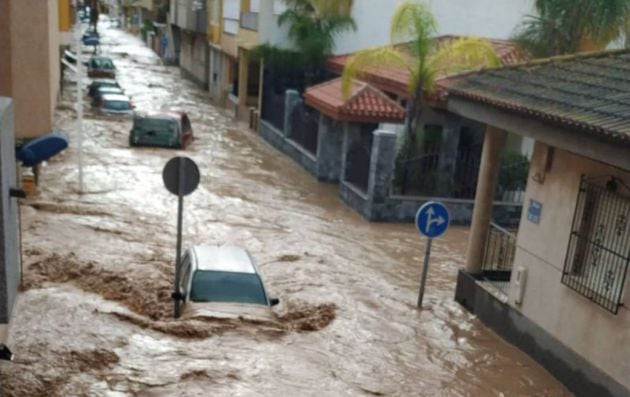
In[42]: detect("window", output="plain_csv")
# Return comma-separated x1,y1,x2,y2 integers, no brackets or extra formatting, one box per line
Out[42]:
190,271,268,305
562,177,630,314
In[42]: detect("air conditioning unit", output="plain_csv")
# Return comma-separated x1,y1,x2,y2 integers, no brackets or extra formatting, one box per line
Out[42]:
512,266,527,305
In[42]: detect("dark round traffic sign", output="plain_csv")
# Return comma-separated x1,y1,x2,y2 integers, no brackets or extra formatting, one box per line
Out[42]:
162,156,200,196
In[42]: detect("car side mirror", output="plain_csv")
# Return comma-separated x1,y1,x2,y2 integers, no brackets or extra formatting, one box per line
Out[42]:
269,298,280,307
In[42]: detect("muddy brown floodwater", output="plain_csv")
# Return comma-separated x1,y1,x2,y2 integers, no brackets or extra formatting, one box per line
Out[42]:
0,22,572,396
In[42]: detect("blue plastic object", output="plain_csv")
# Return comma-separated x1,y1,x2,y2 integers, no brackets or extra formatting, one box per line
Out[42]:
83,36,100,46
16,131,69,167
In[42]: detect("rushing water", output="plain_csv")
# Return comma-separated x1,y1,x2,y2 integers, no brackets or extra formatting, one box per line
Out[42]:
0,22,571,396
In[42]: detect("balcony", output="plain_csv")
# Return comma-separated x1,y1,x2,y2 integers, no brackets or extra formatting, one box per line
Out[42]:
240,11,258,31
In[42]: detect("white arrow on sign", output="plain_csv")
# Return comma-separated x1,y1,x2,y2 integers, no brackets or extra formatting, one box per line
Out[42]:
425,207,446,233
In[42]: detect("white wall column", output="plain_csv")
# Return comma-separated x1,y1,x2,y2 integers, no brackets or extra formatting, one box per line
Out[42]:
465,125,506,274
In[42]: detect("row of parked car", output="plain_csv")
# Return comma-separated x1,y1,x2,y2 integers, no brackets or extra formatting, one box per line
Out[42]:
86,63,194,149
81,25,281,319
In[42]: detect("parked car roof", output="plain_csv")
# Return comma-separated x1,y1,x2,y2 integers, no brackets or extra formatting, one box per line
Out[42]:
135,110,188,122
90,57,115,68
192,246,257,274
96,86,123,93
90,78,118,85
101,94,130,102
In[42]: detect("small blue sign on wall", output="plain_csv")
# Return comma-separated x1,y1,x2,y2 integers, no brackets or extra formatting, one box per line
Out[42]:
527,199,543,224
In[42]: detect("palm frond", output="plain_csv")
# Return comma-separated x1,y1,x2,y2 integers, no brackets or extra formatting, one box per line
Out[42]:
390,1,437,45
341,47,412,98
425,38,500,93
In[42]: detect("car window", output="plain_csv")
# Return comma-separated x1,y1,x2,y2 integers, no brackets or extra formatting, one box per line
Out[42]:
190,271,267,305
92,58,114,69
134,118,177,134
180,257,191,295
105,100,131,110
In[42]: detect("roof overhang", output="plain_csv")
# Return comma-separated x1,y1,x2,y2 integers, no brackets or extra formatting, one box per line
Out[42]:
304,78,406,124
448,96,630,171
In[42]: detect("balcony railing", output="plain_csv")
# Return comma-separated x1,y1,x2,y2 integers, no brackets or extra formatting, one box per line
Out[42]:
481,222,517,297
240,11,258,31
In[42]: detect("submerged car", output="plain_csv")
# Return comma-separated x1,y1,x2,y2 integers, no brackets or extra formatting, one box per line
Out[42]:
91,86,125,105
94,94,134,116
88,79,120,97
175,246,279,320
129,110,193,149
87,56,116,78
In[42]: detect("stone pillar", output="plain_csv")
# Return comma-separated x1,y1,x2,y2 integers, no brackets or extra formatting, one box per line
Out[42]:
316,115,343,182
465,125,507,274
283,89,301,138
368,129,398,205
237,50,249,119
438,113,462,195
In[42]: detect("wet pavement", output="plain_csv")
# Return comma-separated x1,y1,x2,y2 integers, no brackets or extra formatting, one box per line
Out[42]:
0,23,571,396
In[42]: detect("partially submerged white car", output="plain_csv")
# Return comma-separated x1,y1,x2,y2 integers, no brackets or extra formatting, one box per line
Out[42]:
175,246,279,321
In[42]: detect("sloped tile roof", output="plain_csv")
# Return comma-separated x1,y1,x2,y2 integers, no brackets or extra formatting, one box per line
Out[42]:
327,35,527,100
447,50,630,143
304,78,406,123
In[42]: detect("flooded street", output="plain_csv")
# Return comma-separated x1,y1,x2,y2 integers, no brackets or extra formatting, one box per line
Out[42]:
1,24,570,396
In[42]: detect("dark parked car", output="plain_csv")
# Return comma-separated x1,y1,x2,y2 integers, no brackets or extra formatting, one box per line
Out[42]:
91,86,125,105
88,79,120,97
94,94,134,116
87,56,116,78
129,110,193,149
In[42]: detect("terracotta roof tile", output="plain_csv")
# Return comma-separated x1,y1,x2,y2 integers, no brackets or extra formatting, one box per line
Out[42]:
304,78,406,123
327,35,528,100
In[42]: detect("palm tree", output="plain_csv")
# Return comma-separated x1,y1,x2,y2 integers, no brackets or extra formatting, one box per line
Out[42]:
514,0,630,57
253,0,356,86
341,1,500,147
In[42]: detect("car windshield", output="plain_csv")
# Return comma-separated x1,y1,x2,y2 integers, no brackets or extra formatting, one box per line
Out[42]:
92,58,114,69
105,100,131,110
134,118,176,134
190,271,267,305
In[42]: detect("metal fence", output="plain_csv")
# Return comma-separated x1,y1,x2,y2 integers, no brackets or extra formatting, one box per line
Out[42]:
481,222,517,297
562,178,630,314
289,103,319,155
397,149,480,198
261,88,285,131
345,138,373,193
395,148,527,204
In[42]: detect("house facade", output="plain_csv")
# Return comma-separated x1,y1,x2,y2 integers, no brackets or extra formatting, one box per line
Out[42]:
0,0,61,140
449,50,630,396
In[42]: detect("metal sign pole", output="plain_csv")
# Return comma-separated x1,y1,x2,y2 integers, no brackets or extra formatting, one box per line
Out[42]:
74,6,84,193
173,194,183,318
417,238,433,307
173,158,186,318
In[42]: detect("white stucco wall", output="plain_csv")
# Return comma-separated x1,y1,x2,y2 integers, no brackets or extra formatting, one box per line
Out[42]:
510,143,630,390
333,0,535,55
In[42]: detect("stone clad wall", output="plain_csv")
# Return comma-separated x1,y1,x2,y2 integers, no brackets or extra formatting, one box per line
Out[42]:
258,90,523,224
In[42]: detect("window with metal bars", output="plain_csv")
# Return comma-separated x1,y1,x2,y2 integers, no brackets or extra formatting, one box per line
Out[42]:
562,177,630,314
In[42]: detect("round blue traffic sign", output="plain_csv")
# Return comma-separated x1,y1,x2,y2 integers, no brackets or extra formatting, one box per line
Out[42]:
415,201,450,238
